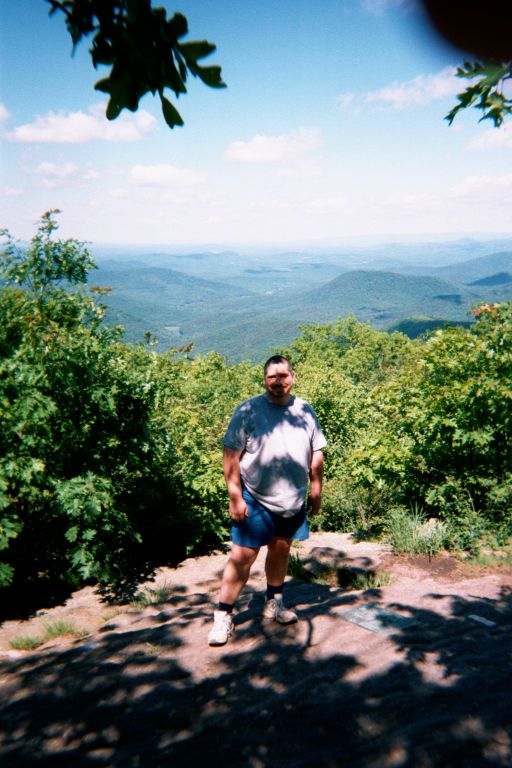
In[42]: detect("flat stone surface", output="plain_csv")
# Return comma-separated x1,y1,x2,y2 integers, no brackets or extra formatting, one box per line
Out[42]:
0,533,511,767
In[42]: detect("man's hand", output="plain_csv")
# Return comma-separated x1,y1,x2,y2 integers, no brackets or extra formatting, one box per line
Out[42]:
229,496,248,522
307,493,321,517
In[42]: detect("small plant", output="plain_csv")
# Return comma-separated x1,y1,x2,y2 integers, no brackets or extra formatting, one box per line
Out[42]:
8,620,87,650
441,502,491,555
9,634,46,651
313,475,387,537
385,506,423,554
131,581,173,608
345,570,393,590
468,547,512,569
44,620,88,639
335,566,393,590
101,607,126,623
145,642,162,655
287,553,313,582
385,506,448,557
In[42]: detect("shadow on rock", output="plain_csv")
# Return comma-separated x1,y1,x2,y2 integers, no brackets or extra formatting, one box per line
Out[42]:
0,579,511,767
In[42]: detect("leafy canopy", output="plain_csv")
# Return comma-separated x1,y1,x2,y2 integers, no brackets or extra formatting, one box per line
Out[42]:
47,0,226,128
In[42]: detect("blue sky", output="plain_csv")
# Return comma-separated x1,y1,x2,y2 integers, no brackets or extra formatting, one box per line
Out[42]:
2,0,512,247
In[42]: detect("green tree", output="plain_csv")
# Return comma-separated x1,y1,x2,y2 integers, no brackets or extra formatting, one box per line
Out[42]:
0,212,179,599
349,304,512,549
286,318,415,532
48,0,226,128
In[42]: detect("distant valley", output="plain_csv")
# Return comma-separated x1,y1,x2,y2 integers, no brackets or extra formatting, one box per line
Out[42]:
90,239,512,361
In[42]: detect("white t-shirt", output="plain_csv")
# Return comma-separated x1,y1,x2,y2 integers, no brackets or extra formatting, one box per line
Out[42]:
222,393,327,517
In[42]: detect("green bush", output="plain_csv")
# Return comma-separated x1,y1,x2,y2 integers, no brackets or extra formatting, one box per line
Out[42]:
349,306,512,549
153,350,261,552
385,506,449,557
0,213,180,598
2,211,511,605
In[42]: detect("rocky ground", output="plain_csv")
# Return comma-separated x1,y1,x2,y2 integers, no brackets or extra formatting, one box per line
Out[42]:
0,533,511,767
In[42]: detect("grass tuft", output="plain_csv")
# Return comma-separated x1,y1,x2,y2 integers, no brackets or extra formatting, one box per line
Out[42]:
145,642,162,655
9,619,87,651
385,506,448,557
287,553,313,582
288,553,392,591
8,634,46,651
44,620,88,639
338,569,393,591
131,581,173,608
468,548,512,569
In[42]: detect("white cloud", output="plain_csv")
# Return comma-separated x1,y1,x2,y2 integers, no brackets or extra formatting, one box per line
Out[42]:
34,161,101,188
36,161,80,188
3,186,23,197
467,123,512,150
130,163,205,187
7,104,156,143
450,173,512,201
83,167,101,181
337,93,356,112
225,127,322,165
365,66,459,110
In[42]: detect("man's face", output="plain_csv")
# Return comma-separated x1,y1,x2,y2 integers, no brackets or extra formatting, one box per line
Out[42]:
263,362,295,403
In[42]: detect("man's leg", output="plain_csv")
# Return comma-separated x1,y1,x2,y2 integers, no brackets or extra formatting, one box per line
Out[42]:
219,543,259,605
209,544,259,646
263,536,298,624
265,535,292,586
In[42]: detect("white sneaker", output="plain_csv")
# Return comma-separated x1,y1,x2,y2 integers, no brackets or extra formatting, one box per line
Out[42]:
263,595,298,624
208,610,234,646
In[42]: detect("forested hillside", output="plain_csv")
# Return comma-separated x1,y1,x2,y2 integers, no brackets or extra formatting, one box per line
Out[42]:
92,247,512,360
1,214,511,611
405,251,512,283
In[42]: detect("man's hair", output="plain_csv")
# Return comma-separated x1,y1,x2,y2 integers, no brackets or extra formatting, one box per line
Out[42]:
263,355,294,375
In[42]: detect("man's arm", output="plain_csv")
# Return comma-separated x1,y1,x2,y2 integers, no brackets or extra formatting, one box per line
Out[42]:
308,449,324,517
223,446,248,522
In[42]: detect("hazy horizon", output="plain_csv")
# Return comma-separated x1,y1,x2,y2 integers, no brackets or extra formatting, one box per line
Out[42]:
89,232,512,256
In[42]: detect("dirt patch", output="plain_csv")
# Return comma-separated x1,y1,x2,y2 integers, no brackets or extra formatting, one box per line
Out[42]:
379,550,464,581
1,533,511,767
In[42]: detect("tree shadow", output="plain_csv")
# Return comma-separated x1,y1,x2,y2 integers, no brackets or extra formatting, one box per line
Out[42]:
0,576,510,767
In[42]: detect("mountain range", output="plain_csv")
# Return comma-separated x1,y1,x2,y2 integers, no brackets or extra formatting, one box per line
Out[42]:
90,241,512,361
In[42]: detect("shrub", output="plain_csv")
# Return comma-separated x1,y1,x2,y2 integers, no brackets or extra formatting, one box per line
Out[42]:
153,350,261,552
348,306,512,550
385,506,449,557
0,213,180,600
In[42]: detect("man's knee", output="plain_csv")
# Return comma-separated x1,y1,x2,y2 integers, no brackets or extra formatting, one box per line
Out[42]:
229,544,259,568
267,536,292,557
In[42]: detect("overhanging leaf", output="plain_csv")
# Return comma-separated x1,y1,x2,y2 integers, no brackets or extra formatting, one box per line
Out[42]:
161,95,184,128
179,40,217,63
195,65,226,89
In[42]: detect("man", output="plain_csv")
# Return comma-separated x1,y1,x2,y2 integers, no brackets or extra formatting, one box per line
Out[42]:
208,354,326,646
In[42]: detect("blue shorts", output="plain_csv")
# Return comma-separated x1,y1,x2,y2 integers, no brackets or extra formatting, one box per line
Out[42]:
231,486,309,548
